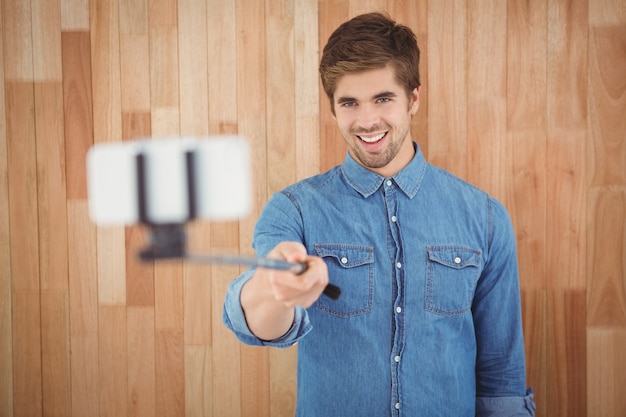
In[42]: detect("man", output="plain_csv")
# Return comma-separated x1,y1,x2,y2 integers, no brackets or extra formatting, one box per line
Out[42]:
223,12,535,417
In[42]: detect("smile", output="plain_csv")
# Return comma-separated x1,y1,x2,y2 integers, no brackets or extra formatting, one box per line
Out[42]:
357,132,387,143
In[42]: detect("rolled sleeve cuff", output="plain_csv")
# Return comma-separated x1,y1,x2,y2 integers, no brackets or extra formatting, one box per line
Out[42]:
222,269,312,348
476,388,536,417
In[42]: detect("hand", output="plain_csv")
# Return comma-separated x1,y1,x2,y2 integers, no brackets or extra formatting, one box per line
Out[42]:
265,242,329,308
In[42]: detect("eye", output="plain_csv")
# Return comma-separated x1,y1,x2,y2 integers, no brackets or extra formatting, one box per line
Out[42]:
339,101,357,108
376,97,391,103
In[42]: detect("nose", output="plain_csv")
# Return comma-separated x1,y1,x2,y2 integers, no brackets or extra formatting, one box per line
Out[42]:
355,103,380,129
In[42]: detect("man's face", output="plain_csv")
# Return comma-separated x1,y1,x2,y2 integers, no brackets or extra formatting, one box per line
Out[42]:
333,65,419,178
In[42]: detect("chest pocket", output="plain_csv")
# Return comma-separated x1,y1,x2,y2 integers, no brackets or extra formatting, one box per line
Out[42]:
425,246,482,317
314,244,374,318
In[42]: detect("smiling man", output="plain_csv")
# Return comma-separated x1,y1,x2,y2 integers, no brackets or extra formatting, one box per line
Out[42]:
223,12,535,417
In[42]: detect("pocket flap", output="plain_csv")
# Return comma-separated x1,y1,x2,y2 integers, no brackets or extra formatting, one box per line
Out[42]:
315,244,374,268
427,246,481,269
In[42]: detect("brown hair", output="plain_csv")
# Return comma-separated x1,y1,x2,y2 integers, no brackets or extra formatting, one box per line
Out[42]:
319,12,421,113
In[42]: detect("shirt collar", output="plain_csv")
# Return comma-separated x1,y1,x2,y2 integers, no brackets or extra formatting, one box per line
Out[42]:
340,142,426,199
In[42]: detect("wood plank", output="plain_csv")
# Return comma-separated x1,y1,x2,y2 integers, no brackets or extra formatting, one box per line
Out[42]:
294,0,320,180
70,335,100,416
466,0,508,201
97,225,127,305
90,0,122,146
185,346,212,417
207,0,237,132
183,256,213,346
120,0,148,35
155,329,184,417
588,26,626,188
6,82,40,291
148,0,178,27
154,261,184,332
99,305,128,417
12,291,43,417
426,0,467,177
127,307,156,417
506,0,548,291
35,82,69,291
149,25,179,111
240,345,270,417
41,291,71,416
0,15,14,413
178,0,209,136
120,33,151,112
61,0,90,30
2,0,34,80
31,0,62,81
587,188,626,327
67,202,100,414
546,0,588,290
546,290,586,417
270,347,298,417
67,200,99,337
62,31,94,200
587,329,626,416
266,0,297,193
211,264,241,417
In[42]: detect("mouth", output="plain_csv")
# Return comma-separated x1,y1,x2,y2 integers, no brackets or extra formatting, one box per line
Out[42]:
357,131,387,144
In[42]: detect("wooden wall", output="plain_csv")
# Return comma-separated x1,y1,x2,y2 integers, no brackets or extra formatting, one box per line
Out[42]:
1,0,624,416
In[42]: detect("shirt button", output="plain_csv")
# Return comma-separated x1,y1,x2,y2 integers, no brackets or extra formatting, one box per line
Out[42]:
341,257,348,264
396,262,402,269
396,306,402,314
454,256,462,264
391,215,397,222
395,402,400,410
386,180,392,187
394,355,401,363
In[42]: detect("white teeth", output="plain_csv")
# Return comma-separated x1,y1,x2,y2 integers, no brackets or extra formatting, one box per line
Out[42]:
358,132,385,143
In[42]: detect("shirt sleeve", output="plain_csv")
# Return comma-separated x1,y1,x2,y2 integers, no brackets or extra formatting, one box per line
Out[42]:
476,388,536,416
472,198,534,402
222,267,312,348
222,191,313,348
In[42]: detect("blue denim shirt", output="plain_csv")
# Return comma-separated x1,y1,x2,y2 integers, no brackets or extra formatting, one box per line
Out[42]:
223,144,536,417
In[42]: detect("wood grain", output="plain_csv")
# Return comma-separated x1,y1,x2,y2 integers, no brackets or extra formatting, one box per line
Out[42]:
35,82,69,291
0,38,13,411
31,0,63,81
62,30,94,200
466,0,507,201
426,0,467,177
6,82,40,291
41,291,71,416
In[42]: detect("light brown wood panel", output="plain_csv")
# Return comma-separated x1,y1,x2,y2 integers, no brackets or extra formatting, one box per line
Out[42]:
12,291,43,417
40,291,71,416
2,1,626,416
98,305,128,417
67,201,99,416
466,0,508,202
127,306,156,417
6,82,39,292
426,0,467,178
35,82,69,291
31,0,63,82
62,30,94,200
0,11,13,413
2,0,34,81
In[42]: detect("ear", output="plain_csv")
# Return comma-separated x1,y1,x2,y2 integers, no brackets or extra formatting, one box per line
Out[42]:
409,87,420,115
